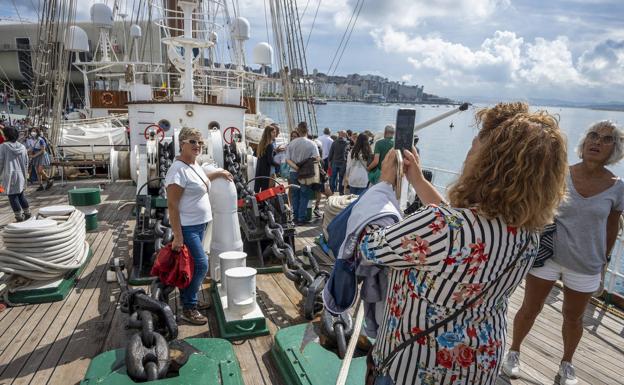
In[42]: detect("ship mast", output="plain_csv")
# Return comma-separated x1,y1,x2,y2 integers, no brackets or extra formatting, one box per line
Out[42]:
268,0,318,135
29,0,77,146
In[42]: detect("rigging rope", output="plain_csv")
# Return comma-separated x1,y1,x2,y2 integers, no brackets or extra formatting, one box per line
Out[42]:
330,0,364,76
326,0,364,76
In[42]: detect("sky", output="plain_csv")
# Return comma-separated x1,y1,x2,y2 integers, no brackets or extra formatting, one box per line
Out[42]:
2,0,623,103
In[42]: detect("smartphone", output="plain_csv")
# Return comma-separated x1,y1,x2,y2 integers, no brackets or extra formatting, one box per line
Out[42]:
394,109,416,151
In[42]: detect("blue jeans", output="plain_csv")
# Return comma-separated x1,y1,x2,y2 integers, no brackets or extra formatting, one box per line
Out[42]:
330,161,346,195
349,186,367,196
8,192,29,212
180,223,209,310
290,171,312,222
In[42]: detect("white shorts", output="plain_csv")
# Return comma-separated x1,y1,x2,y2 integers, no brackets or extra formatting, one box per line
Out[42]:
529,259,601,293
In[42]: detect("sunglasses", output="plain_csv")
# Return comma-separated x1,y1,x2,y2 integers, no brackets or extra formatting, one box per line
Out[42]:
183,139,204,146
587,131,615,145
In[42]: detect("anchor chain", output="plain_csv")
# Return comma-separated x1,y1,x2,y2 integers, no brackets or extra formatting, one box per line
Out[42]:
109,259,178,381
263,208,329,320
226,139,328,319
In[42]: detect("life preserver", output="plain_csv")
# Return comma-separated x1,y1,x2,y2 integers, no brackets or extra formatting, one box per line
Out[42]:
223,126,241,145
101,91,114,106
144,124,165,143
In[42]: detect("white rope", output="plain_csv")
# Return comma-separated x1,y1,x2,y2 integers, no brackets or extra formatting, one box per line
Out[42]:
0,210,88,281
336,299,365,385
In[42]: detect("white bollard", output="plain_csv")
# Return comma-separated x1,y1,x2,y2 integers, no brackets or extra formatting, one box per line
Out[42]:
215,251,247,293
225,266,257,316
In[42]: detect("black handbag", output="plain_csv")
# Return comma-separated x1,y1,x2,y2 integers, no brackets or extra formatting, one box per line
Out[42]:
532,223,555,268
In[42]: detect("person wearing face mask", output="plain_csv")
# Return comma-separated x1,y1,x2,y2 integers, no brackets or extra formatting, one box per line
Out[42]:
27,128,52,190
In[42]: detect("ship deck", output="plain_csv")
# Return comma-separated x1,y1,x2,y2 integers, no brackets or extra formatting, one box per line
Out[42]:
0,180,623,385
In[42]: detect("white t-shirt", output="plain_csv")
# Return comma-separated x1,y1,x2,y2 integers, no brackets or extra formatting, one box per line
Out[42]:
165,160,212,226
318,134,333,160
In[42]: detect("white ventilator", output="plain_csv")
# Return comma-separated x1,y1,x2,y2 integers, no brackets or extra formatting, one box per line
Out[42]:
201,163,244,281
225,267,257,316
215,251,247,293
0,206,89,280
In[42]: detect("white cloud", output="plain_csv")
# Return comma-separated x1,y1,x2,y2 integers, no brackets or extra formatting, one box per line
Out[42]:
578,39,624,85
343,0,508,28
401,74,413,83
370,26,612,94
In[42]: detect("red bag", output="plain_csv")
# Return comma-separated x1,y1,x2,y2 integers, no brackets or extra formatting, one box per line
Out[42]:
150,243,194,289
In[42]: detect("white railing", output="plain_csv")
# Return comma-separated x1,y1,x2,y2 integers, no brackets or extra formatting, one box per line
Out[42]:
422,165,624,297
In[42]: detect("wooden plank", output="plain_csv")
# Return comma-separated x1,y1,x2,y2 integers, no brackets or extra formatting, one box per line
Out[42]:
39,187,133,385
4,182,130,385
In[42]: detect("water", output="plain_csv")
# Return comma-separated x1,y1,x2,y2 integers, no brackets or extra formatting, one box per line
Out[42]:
260,101,624,296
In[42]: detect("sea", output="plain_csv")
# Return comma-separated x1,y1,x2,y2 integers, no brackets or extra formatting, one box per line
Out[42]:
260,100,624,296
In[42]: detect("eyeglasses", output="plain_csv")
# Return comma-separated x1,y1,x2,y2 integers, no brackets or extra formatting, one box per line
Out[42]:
183,139,204,146
587,131,615,145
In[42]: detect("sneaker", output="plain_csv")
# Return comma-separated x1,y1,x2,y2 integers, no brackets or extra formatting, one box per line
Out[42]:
45,179,54,190
36,185,44,191
501,350,521,378
197,300,211,310
14,213,24,222
558,361,578,385
23,212,32,220
181,308,208,325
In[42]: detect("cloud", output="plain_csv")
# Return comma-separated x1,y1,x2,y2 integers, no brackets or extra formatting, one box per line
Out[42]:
370,26,612,94
578,39,624,85
401,74,413,83
343,0,509,28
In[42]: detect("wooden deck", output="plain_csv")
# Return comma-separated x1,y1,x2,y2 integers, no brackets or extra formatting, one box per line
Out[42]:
0,180,622,385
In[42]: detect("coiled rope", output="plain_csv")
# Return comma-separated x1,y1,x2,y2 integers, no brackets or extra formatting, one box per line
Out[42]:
0,209,89,280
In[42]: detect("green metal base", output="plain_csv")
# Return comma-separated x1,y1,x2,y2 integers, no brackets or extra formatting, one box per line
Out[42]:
80,338,244,385
271,324,367,385
68,187,102,206
254,265,284,274
85,213,98,231
8,247,93,304
128,268,156,286
210,285,269,341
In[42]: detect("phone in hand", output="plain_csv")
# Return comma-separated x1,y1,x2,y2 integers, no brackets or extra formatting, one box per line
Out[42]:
394,109,416,152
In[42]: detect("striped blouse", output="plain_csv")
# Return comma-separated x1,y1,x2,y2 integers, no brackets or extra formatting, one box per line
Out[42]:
359,203,539,385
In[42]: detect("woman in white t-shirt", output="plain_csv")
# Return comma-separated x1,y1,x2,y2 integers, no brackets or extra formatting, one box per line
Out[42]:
165,127,232,325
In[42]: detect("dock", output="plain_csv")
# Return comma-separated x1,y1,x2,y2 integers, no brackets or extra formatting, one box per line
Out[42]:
0,180,622,385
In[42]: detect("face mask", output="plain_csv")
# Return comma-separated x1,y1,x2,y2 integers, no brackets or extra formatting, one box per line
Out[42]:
30,132,36,137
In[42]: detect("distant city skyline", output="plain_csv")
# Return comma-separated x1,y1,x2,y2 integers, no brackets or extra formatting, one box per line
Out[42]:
2,0,623,103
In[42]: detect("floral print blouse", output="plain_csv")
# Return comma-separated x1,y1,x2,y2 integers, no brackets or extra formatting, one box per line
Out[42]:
359,204,538,385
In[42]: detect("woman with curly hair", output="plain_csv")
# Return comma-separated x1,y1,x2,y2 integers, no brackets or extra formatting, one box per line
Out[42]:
360,102,568,385
503,120,624,385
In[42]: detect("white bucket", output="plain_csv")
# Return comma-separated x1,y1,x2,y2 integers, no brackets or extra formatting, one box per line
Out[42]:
216,251,247,292
225,266,257,316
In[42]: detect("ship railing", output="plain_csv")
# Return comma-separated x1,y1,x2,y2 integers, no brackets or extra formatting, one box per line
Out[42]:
150,1,223,38
422,165,624,300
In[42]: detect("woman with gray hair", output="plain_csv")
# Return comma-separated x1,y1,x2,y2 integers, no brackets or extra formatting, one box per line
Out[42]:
504,120,624,385
165,127,232,325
